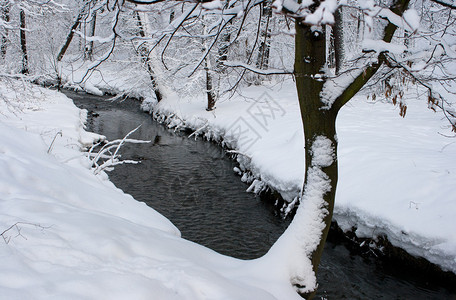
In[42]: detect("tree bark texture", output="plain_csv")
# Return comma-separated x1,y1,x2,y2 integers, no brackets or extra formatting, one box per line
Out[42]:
333,7,344,75
135,11,163,102
57,10,84,62
20,9,28,74
0,0,10,59
256,2,272,70
292,1,410,298
84,11,97,61
294,21,339,299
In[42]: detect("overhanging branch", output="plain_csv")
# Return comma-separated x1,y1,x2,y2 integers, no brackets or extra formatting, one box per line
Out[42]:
332,0,411,112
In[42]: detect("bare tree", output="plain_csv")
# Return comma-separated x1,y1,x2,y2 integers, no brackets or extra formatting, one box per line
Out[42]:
57,1,94,62
84,9,97,61
134,10,163,102
256,1,272,70
0,0,10,59
19,8,28,74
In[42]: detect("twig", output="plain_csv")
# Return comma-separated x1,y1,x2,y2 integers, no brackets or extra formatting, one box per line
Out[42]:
2,222,50,244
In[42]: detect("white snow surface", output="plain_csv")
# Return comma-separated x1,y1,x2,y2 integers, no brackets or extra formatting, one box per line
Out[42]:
0,81,304,300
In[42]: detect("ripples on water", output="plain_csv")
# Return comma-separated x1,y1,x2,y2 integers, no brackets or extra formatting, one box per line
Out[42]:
67,91,455,299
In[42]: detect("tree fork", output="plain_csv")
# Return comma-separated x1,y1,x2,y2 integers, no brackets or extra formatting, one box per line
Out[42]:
293,0,411,298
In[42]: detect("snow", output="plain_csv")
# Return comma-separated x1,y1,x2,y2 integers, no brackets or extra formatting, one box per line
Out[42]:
202,0,223,10
403,9,421,32
310,136,335,168
0,80,304,300
262,136,336,294
362,39,407,54
5,61,455,297
138,78,456,274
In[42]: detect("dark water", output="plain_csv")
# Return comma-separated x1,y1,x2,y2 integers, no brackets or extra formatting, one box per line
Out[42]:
67,90,456,300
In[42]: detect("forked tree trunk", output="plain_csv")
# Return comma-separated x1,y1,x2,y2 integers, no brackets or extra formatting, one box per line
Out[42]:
294,22,339,299
20,9,28,74
264,0,410,298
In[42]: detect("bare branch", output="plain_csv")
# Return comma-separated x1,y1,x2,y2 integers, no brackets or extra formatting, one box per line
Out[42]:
223,60,293,75
2,222,50,244
429,0,456,9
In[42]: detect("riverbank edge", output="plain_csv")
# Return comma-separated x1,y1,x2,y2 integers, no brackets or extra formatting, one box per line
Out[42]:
45,74,455,286
134,96,456,289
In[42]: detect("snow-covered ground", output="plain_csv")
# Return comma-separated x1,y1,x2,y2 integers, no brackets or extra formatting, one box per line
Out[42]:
142,80,456,274
58,61,456,274
0,80,305,300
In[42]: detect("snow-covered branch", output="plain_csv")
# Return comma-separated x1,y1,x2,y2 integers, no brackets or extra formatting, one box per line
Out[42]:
88,126,150,175
223,60,293,75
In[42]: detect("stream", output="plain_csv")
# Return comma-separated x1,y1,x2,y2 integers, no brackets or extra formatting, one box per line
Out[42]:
67,90,455,299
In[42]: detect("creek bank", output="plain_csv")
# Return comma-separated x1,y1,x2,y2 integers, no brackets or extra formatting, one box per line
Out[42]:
69,88,456,288
327,222,456,290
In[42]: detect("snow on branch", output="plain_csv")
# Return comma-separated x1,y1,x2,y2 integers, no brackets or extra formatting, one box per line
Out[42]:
222,60,293,75
88,125,150,175
430,0,456,9
74,2,122,84
273,0,338,25
73,31,116,44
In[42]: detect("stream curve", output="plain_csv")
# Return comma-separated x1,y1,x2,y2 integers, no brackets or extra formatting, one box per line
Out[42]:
67,90,455,299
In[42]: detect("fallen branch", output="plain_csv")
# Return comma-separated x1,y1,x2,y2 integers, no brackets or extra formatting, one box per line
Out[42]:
88,125,150,174
1,222,50,244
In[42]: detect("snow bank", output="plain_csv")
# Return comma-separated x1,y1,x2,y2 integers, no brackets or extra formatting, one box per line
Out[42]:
141,80,456,274
0,81,303,300
52,60,456,274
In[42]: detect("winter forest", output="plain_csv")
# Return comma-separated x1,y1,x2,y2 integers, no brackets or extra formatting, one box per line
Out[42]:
1,0,456,299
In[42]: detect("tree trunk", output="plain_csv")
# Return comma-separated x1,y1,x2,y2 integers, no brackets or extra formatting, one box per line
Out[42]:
256,2,272,70
20,9,28,74
205,62,216,111
202,17,216,111
294,21,340,299
0,0,10,59
263,1,411,298
134,11,163,102
57,5,87,62
333,7,344,75
84,11,97,61
216,28,230,71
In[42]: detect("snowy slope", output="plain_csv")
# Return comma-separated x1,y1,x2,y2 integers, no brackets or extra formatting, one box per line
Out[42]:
0,81,304,300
